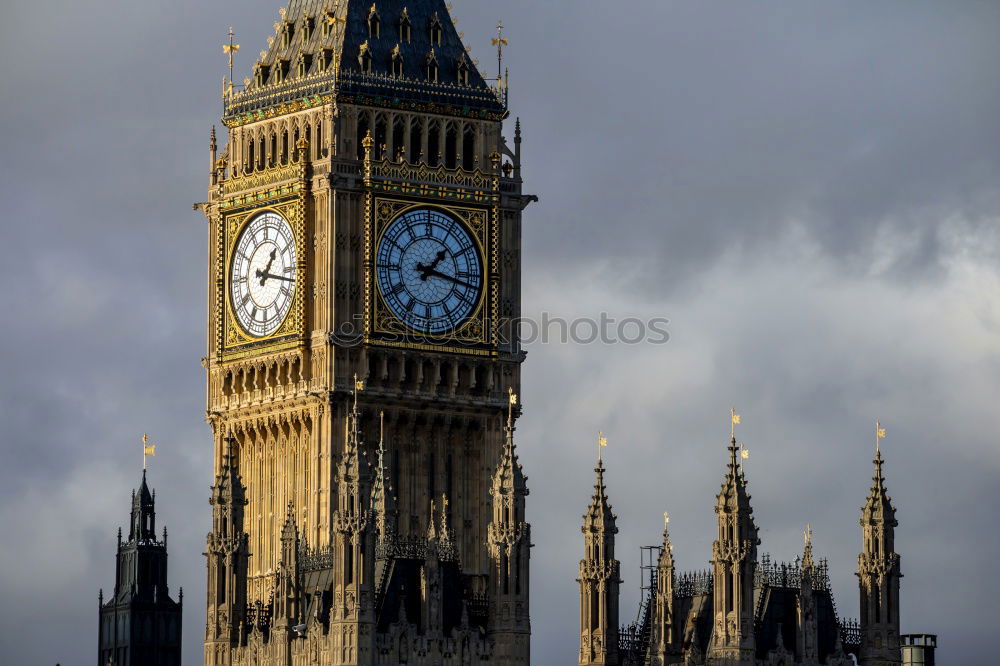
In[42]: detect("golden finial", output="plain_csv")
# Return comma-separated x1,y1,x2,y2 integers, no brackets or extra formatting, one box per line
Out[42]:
142,433,156,470
804,523,813,547
507,387,518,430
597,431,608,461
491,21,509,83
875,420,886,455
353,373,365,410
664,511,670,527
730,408,741,440
223,27,240,98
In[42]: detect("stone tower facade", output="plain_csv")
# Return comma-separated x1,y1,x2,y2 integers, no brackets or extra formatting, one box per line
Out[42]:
648,518,676,666
578,458,621,666
205,439,250,666
707,438,759,665
858,447,902,666
198,1,534,664
578,425,924,666
99,471,183,666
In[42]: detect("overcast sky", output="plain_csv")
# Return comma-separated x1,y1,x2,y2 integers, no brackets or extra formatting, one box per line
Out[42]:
2,1,999,664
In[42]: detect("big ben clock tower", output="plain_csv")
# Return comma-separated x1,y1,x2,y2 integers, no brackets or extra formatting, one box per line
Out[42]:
199,2,534,665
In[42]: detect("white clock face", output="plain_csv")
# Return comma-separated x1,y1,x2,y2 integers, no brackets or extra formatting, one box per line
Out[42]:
230,212,297,338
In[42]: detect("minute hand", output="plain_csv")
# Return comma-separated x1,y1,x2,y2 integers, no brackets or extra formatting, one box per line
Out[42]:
255,269,296,284
423,268,476,290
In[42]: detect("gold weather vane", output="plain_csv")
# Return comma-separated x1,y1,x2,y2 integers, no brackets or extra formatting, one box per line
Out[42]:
491,21,508,83
598,431,608,461
353,373,365,410
142,433,156,470
223,27,240,99
876,420,886,454
731,408,741,440
507,387,518,430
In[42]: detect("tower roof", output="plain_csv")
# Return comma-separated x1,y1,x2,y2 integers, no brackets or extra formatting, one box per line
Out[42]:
583,457,617,535
715,437,755,517
210,437,246,507
493,422,529,498
136,469,154,506
226,0,505,119
862,449,897,526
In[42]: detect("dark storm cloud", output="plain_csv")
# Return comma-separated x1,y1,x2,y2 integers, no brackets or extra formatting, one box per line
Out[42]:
1,1,998,664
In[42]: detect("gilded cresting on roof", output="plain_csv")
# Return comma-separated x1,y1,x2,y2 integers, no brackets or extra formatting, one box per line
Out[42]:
224,0,507,127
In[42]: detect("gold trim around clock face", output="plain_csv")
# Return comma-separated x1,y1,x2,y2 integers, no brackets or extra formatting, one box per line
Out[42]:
368,198,493,349
221,198,306,354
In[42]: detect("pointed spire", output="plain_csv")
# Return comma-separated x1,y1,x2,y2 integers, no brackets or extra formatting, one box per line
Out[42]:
863,434,897,525
281,500,298,545
584,456,616,532
130,469,156,542
717,410,754,517
426,498,438,541
373,411,398,544
659,511,675,566
802,524,815,572
495,389,528,500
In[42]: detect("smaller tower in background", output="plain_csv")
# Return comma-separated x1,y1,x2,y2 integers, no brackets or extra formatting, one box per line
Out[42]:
488,388,532,664
648,513,676,665
99,463,183,666
578,436,621,666
858,423,902,666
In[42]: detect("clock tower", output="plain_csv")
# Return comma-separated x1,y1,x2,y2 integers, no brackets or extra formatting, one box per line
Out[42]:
199,2,535,665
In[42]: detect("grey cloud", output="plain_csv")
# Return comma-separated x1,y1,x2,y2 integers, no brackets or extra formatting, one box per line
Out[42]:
1,1,997,664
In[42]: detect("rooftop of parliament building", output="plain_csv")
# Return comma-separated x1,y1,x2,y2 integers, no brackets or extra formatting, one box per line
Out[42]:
577,419,937,666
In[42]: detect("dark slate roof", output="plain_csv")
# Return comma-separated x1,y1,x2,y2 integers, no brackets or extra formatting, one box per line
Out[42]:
226,0,504,118
754,587,841,662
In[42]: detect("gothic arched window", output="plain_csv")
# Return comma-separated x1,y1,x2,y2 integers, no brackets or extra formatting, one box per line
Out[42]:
426,51,439,82
399,9,412,42
391,45,404,77
429,14,443,45
359,42,373,73
368,5,381,38
457,55,470,86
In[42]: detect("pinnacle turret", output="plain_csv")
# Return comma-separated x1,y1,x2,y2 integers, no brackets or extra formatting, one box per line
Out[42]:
584,457,617,537
862,449,897,527
579,451,621,666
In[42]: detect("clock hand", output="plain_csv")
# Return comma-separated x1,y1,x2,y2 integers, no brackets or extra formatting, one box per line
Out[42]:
428,249,447,270
415,249,451,281
422,268,476,291
256,250,279,286
255,269,296,284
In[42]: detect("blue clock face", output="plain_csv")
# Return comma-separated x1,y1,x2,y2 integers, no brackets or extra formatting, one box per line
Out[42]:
376,208,483,334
